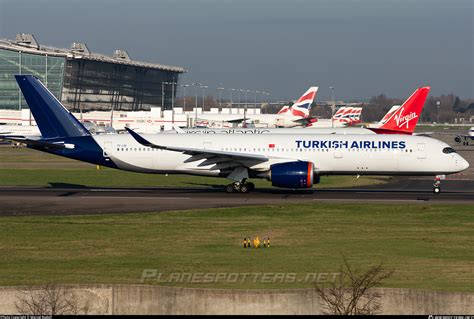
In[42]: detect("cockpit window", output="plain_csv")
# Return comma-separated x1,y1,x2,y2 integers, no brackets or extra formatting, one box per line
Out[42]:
442,147,456,154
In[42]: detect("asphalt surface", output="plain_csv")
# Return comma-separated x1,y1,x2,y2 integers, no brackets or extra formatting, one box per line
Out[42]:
0,177,473,216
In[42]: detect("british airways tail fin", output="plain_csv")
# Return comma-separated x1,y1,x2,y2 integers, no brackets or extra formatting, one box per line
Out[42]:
277,105,291,114
289,86,319,117
332,107,362,126
15,75,90,139
374,87,430,134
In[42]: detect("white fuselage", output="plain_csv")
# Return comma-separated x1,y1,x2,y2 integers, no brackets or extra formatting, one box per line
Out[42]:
191,113,306,128
94,134,468,178
304,119,348,128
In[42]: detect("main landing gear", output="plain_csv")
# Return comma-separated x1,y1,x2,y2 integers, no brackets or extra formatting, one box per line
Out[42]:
433,175,442,194
225,179,255,193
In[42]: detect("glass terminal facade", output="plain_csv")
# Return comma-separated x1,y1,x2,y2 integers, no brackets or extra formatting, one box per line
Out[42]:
0,47,181,112
62,59,178,112
0,49,65,109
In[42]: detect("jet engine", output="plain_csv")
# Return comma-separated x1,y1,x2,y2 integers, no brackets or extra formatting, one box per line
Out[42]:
269,161,314,188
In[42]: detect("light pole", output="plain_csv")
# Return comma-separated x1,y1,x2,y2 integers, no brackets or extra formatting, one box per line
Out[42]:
245,89,250,110
436,100,441,123
330,86,335,128
260,91,266,113
163,81,177,123
161,82,166,109
217,87,224,109
238,89,244,114
255,91,260,109
201,85,208,109
191,82,202,126
265,92,270,114
191,82,202,109
181,84,189,109
228,88,235,113
170,81,177,110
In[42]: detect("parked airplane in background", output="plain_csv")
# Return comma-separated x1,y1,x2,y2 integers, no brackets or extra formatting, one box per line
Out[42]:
4,76,467,195
454,127,474,146
191,86,319,128
0,124,41,137
0,121,115,141
304,106,363,128
165,87,429,136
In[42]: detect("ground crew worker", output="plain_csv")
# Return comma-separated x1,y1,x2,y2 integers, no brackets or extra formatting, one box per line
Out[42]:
253,236,260,248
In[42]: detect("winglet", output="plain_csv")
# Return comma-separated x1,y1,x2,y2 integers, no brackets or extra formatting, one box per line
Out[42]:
125,127,155,147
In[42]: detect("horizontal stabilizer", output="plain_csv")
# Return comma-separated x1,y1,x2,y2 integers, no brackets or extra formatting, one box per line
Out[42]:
1,136,69,150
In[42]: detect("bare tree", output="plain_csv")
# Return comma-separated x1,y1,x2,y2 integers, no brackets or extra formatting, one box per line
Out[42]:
15,283,89,315
315,256,394,315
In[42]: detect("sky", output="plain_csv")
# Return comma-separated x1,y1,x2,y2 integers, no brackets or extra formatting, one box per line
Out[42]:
0,0,473,101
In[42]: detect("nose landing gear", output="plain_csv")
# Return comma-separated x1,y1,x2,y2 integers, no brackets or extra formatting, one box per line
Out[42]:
433,175,442,194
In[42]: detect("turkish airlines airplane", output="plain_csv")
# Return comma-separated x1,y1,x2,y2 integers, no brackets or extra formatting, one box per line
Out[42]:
6,76,468,195
165,87,429,136
192,86,319,128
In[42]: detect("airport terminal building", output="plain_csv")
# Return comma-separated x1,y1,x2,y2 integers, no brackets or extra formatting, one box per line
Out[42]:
0,34,186,112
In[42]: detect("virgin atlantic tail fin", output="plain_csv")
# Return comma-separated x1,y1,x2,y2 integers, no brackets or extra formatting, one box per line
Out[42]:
371,87,430,134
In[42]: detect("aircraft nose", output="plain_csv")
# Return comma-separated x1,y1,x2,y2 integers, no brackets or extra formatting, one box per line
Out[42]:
458,156,470,171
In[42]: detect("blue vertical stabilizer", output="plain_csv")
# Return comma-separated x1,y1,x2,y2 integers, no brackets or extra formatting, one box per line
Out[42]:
15,75,90,139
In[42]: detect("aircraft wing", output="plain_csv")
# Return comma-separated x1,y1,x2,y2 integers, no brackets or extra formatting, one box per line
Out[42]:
0,136,68,150
125,127,269,164
125,129,319,178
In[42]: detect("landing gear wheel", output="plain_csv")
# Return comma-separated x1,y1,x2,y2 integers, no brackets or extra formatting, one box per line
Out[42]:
239,184,249,193
432,175,442,194
225,184,235,193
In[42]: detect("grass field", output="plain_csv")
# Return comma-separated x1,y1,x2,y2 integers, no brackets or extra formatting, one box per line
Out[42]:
415,124,471,133
0,145,390,188
0,168,391,189
0,203,472,291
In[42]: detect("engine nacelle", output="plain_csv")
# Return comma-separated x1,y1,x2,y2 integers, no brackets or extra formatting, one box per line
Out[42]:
270,161,314,188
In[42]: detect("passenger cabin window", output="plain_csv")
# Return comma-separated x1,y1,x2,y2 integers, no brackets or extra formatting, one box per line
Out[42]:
442,147,456,154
